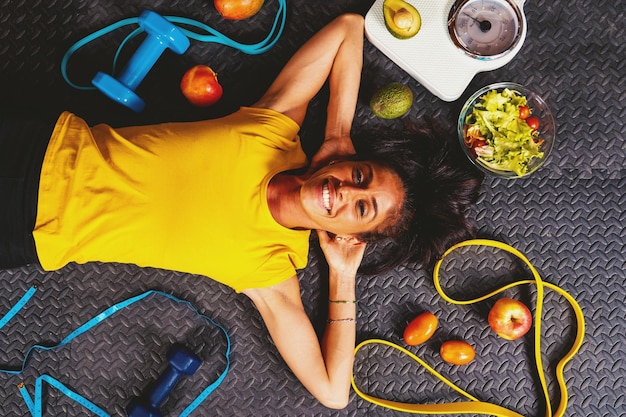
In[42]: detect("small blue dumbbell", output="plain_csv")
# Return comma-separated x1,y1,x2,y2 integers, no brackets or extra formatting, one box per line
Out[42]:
126,345,202,417
92,10,190,112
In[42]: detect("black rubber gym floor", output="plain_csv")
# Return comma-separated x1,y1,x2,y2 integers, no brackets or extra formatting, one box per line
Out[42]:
0,0,624,415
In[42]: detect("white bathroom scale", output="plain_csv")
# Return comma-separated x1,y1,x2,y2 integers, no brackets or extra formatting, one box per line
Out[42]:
365,0,528,101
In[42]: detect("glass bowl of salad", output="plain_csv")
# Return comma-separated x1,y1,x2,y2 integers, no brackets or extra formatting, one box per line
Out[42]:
458,82,556,178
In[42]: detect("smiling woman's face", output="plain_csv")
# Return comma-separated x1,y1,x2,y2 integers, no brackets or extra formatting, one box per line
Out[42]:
299,160,404,236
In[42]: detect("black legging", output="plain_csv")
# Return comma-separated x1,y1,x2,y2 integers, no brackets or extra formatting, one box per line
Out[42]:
0,118,54,268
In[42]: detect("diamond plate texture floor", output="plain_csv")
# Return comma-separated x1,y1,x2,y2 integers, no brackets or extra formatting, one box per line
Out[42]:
0,0,624,416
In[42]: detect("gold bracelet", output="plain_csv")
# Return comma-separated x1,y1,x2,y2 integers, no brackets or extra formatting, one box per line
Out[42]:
329,299,357,304
327,317,356,324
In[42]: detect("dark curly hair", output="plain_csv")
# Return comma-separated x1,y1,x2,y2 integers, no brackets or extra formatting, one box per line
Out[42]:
351,120,484,273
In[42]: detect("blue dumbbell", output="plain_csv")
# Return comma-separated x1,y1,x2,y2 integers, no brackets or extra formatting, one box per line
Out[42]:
126,345,202,417
92,10,190,112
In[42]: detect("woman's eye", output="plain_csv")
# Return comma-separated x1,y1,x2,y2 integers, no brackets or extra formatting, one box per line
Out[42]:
357,201,366,217
354,168,363,185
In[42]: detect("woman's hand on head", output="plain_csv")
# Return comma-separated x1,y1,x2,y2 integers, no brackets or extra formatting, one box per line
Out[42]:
316,230,366,278
309,136,356,173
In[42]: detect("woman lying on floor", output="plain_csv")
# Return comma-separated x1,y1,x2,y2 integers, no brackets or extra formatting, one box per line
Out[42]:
0,14,482,408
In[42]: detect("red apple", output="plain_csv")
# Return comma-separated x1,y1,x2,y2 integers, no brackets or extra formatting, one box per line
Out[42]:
180,65,223,107
488,297,532,340
215,0,265,20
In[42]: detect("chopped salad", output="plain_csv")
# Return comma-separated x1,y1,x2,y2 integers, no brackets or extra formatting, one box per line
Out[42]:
463,87,545,177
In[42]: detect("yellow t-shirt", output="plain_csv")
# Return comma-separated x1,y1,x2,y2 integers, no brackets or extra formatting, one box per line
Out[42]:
34,107,310,292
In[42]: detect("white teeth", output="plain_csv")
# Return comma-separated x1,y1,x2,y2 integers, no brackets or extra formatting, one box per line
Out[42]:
322,181,331,213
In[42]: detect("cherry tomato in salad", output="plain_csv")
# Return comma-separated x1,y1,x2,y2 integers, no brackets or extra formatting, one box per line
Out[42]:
440,340,475,365
526,116,540,131
403,312,438,346
472,139,487,148
518,105,530,120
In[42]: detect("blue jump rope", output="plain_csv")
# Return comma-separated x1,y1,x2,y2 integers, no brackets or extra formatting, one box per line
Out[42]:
62,0,287,111
2,287,231,417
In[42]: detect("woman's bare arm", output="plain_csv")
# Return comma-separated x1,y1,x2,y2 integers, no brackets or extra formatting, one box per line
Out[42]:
243,233,365,408
253,14,364,169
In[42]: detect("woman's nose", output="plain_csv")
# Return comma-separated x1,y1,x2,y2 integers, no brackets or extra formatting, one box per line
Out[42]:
338,183,363,200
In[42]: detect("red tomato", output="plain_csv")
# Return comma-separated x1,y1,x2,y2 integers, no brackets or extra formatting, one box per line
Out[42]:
403,312,438,346
180,65,223,107
518,105,530,120
473,139,487,148
440,340,475,365
526,116,540,131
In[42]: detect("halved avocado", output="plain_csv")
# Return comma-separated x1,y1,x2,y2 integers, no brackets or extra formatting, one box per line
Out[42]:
383,0,421,39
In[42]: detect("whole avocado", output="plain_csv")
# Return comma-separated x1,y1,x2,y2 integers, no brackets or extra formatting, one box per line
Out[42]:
370,82,413,119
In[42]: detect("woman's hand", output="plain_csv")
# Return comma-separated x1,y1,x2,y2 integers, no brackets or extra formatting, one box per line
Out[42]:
309,136,356,172
316,230,366,278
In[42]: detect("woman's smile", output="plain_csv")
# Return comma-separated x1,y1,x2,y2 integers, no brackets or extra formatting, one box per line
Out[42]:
322,179,333,214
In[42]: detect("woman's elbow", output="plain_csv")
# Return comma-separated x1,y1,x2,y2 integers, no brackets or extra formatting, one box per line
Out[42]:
316,389,351,410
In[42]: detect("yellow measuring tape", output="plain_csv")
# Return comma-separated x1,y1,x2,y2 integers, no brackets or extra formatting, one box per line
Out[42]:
351,239,585,416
